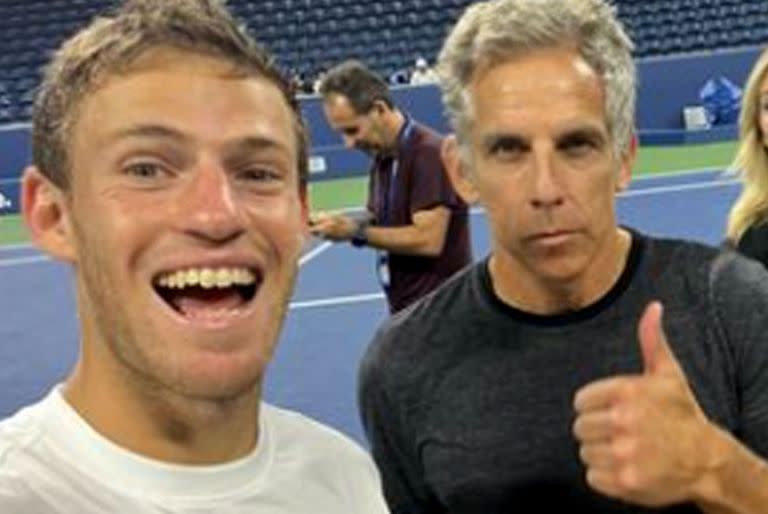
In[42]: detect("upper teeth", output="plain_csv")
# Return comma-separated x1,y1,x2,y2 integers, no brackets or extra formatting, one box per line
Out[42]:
156,267,257,289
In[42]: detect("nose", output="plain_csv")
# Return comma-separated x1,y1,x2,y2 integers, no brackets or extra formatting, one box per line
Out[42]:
530,151,564,209
181,161,244,243
342,134,357,149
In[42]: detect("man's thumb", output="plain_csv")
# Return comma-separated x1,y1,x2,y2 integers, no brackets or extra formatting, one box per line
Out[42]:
638,301,679,375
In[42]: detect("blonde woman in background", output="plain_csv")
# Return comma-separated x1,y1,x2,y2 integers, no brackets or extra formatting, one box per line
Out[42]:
726,48,768,267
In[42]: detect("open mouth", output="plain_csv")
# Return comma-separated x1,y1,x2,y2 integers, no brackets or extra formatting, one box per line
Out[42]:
152,267,262,320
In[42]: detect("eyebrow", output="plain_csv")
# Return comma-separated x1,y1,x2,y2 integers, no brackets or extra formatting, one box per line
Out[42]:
106,124,189,144
481,133,528,150
105,125,290,155
223,135,292,157
555,126,607,144
480,125,608,150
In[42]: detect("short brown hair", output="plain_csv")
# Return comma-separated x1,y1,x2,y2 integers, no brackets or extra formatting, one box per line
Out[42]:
318,60,394,114
33,0,308,189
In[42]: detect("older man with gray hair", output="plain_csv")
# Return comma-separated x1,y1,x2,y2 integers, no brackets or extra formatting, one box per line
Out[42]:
358,0,768,512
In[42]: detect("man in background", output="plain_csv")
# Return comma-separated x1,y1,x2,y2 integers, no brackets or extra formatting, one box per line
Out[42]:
314,60,471,313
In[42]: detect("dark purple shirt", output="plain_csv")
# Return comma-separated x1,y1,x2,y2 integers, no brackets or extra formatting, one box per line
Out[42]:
367,121,471,313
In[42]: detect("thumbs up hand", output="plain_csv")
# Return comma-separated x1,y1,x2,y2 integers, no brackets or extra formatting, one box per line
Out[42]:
572,301,720,506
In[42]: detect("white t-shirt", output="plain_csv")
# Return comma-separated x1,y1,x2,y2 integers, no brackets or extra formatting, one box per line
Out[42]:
0,387,390,513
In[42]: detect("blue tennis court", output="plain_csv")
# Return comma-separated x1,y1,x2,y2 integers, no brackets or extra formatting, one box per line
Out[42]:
0,168,740,444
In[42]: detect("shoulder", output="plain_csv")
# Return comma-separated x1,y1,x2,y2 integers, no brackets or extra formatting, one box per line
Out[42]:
641,232,721,263
376,260,476,333
709,243,768,306
261,403,374,468
640,232,768,306
0,400,48,460
0,401,49,502
362,263,480,382
261,404,389,512
410,122,444,152
640,233,728,282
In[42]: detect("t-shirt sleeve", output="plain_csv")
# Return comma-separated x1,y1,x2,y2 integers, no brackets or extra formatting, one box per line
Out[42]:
344,444,393,514
408,141,461,216
0,458,33,512
358,325,444,514
711,253,768,457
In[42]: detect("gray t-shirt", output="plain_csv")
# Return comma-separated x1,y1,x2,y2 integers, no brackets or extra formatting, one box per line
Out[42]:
359,231,768,513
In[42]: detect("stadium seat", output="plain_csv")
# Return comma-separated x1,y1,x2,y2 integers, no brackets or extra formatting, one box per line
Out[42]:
0,0,762,125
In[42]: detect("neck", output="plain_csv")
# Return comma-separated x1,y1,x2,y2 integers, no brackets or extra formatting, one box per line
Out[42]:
383,109,406,152
63,351,260,465
490,228,632,315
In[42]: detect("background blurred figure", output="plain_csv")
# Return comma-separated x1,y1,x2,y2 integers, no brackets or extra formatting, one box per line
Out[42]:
409,56,439,86
0,1,389,512
314,60,471,313
725,48,768,268
360,0,768,512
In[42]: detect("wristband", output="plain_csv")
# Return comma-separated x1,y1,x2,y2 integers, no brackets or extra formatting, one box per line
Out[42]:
350,220,369,247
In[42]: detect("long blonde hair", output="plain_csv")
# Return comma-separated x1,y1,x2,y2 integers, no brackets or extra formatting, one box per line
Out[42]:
726,48,768,243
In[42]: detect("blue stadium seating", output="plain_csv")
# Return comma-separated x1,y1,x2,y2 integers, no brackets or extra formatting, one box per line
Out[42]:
0,0,765,123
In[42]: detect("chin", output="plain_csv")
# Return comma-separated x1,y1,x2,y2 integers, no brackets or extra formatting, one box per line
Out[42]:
146,340,270,401
174,366,264,401
532,258,589,284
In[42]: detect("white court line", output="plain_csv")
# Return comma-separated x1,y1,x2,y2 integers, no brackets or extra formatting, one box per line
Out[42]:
290,292,384,310
633,166,723,178
617,177,737,198
298,240,332,267
0,255,50,267
0,242,35,252
0,177,741,269
0,121,31,132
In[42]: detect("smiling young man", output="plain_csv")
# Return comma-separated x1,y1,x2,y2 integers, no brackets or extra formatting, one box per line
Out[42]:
0,1,389,513
359,1,768,513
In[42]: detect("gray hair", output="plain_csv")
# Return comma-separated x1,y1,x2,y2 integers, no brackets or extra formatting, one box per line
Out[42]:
437,0,636,161
33,0,308,189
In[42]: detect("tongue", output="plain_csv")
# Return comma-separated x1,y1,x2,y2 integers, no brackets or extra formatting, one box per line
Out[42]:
170,287,245,318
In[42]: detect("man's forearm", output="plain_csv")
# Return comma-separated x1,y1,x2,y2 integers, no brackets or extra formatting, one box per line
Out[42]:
363,224,444,257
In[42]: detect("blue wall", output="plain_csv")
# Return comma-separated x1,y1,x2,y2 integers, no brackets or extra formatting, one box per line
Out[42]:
0,46,762,215
0,125,29,215
636,48,760,130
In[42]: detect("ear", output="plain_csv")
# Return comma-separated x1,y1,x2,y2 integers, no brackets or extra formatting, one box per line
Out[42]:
297,180,311,245
615,133,637,192
371,99,388,116
21,166,77,262
441,134,479,204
